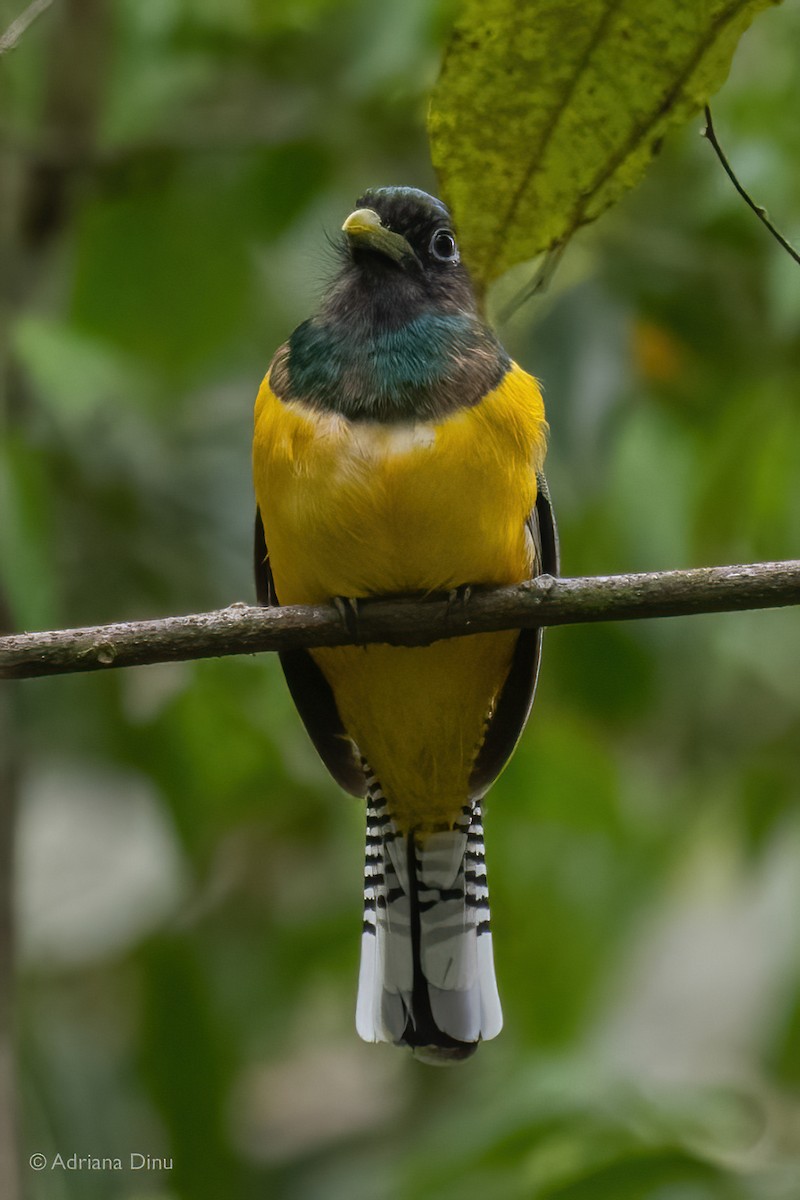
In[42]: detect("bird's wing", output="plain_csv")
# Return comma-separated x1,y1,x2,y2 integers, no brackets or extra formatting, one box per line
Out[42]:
468,472,559,799
254,508,367,798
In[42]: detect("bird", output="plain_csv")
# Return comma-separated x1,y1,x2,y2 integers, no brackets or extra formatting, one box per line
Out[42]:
252,186,557,1064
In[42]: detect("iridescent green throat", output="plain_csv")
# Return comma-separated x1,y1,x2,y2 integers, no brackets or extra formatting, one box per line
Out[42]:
271,311,509,423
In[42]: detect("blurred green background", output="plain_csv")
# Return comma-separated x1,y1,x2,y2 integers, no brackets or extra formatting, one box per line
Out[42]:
2,1,800,1197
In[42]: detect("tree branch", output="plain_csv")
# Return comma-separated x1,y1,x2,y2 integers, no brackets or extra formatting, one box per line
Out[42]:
0,0,54,55
2,560,799,681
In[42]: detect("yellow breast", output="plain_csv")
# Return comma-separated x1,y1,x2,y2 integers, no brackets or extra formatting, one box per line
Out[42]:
253,363,548,604
253,364,548,823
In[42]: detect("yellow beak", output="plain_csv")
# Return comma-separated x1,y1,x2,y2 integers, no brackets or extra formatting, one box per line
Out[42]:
342,208,414,264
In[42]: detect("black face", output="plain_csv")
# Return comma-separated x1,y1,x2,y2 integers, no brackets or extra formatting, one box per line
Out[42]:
278,185,503,418
355,186,461,271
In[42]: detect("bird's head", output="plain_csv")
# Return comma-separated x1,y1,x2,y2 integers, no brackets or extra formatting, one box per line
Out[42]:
337,186,476,316
277,186,503,420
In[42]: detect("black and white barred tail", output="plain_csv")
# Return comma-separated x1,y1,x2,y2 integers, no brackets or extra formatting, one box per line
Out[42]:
356,769,503,1063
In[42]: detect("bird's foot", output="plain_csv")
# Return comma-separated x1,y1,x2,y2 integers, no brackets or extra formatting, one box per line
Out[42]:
445,584,473,622
333,595,363,641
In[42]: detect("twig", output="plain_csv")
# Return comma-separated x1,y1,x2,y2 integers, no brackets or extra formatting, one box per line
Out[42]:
0,0,54,55
2,560,799,681
498,240,567,323
702,105,800,267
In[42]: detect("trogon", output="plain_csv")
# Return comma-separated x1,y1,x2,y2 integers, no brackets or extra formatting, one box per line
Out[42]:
252,187,558,1064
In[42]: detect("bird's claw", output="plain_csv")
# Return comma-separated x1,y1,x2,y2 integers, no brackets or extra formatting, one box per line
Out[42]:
333,595,363,641
445,584,473,621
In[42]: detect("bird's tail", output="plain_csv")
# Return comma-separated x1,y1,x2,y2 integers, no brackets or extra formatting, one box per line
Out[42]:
356,768,503,1064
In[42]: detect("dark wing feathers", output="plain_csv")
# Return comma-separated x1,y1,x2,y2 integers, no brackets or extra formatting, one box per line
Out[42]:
254,471,558,803
254,509,367,797
253,509,277,606
531,470,560,578
468,472,559,798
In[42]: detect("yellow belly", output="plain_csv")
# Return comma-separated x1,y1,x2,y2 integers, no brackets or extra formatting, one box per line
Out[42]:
253,364,548,826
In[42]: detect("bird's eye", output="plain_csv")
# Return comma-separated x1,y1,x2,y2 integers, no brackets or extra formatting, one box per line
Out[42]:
429,229,459,262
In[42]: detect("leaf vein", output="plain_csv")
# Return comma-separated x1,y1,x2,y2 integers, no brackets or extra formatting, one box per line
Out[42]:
561,0,755,245
488,0,627,274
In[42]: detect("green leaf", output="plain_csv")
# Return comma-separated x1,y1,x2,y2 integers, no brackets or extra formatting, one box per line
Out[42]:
138,936,244,1198
539,1148,743,1199
13,315,152,421
429,0,781,292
